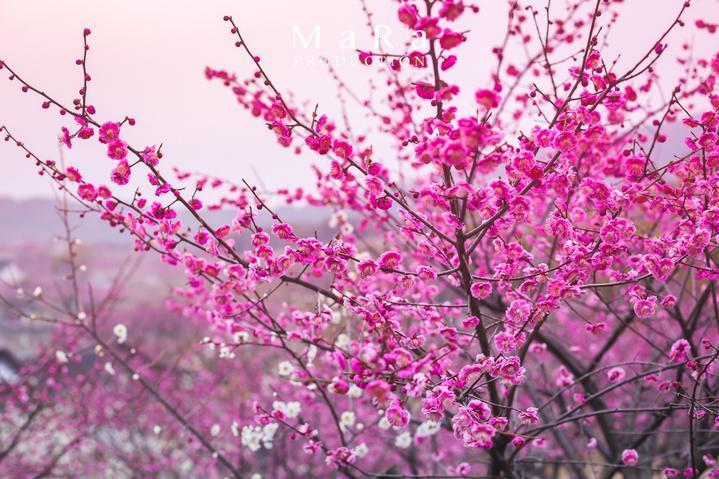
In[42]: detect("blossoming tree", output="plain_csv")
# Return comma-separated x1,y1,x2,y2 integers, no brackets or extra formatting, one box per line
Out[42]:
2,0,719,477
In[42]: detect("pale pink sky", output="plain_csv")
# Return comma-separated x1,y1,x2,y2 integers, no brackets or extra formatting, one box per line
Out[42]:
1,0,716,199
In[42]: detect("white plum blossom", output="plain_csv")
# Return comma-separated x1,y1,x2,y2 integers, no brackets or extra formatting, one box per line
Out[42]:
262,423,278,448
278,361,294,377
219,345,235,359
241,426,263,452
340,411,356,429
353,443,369,458
347,384,363,398
55,350,69,364
233,331,249,343
416,420,442,438
242,423,279,452
340,222,354,235
395,431,412,449
306,345,318,366
113,323,128,344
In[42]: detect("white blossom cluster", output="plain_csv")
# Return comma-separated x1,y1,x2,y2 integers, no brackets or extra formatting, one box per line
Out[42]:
241,423,279,452
218,345,236,359
353,443,369,458
415,420,442,437
380,419,441,449
395,432,412,449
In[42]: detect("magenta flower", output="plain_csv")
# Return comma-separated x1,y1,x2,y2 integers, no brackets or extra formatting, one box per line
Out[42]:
107,139,128,160
98,121,121,144
470,281,492,299
633,297,657,318
475,89,499,109
621,449,639,467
